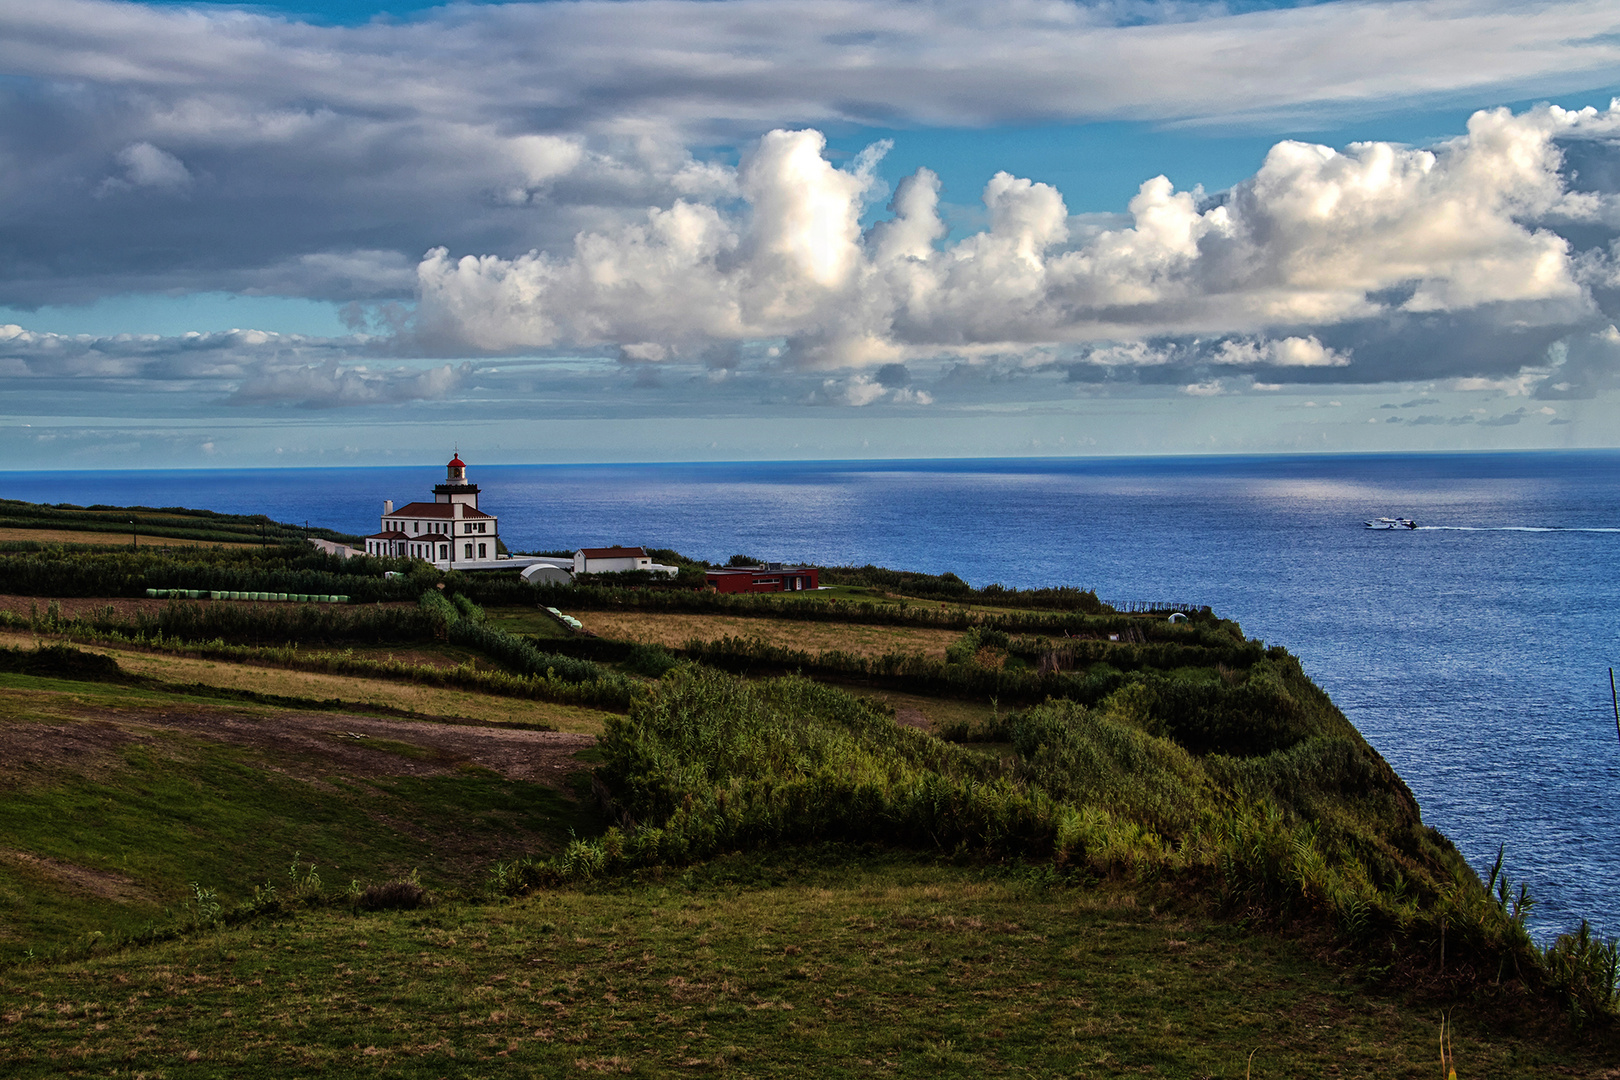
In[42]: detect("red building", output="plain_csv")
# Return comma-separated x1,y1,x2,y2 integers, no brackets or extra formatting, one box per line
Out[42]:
705,564,820,593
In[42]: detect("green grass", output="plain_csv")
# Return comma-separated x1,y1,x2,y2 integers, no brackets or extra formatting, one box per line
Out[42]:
0,677,600,961
1,563,1616,1071
0,849,1611,1078
484,605,574,639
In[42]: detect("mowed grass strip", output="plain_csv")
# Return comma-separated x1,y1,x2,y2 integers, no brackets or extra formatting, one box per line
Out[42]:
0,633,613,734
0,851,1605,1079
580,611,963,659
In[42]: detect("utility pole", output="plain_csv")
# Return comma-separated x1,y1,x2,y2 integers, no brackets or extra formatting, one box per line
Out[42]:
130,519,136,549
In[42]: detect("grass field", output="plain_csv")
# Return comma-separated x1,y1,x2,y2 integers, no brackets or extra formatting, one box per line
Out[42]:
1,532,1616,1075
576,610,963,659
1,849,1610,1078
483,606,574,639
0,632,616,734
0,670,602,960
845,686,999,732
0,528,260,549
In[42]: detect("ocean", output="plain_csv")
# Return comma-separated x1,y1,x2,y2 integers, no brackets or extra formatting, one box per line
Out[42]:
6,450,1619,944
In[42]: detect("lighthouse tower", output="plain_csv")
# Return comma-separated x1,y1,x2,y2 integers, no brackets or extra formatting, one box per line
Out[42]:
433,450,480,509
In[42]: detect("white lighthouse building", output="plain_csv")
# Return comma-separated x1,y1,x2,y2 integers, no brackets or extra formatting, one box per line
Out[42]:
363,452,504,568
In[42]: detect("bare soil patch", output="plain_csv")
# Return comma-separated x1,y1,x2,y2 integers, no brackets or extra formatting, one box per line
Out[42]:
2,694,595,793
0,718,151,786
579,611,961,659
847,687,997,733
890,705,931,731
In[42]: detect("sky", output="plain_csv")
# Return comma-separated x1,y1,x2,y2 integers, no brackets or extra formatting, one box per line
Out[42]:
4,0,1620,469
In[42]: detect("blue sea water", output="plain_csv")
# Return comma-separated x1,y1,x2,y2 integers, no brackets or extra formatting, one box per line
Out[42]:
6,451,1620,944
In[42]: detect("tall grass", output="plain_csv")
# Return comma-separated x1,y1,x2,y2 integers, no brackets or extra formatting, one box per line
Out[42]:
488,664,1615,1022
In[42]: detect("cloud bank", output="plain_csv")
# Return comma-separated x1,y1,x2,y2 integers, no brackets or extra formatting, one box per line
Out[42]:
3,1,1620,415
3,0,1620,307
417,104,1620,396
0,324,468,407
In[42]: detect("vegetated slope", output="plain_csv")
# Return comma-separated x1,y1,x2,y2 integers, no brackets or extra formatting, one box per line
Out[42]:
512,650,1617,1026
4,851,1615,1079
0,652,601,960
1,524,1615,1044
0,497,361,547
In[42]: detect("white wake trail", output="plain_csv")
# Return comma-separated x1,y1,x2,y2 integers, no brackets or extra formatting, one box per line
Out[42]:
1415,526,1620,533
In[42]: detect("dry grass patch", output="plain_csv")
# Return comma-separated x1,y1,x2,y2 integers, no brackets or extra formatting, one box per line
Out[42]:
844,688,998,733
0,528,259,548
580,612,961,660
0,633,612,735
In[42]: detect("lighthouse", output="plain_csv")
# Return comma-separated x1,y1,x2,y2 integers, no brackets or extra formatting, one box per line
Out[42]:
362,450,500,564
433,450,480,509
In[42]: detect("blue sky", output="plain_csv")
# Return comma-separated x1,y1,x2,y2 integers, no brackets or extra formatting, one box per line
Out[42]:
4,0,1620,468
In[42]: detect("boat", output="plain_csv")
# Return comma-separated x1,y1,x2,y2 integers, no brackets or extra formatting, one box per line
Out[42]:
1365,517,1418,530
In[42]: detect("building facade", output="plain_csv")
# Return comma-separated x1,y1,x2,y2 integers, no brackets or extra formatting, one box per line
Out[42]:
704,564,820,593
573,546,655,574
364,453,501,565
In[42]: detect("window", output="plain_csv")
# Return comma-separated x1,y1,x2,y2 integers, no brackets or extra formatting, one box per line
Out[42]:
478,543,487,559
439,544,448,560
464,543,473,559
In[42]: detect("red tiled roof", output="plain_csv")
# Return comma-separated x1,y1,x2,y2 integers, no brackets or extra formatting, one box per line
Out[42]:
366,530,410,540
388,501,492,519
579,546,646,559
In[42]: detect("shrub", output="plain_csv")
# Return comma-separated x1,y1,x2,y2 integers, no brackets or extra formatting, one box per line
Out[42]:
357,880,429,911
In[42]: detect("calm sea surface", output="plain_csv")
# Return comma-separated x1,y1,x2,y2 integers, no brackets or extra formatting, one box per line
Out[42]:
7,451,1620,943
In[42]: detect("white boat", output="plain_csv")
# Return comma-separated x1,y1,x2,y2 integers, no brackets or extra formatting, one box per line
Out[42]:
1365,517,1418,530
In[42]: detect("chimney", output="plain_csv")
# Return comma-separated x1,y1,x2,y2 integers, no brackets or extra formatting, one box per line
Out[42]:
383,500,393,515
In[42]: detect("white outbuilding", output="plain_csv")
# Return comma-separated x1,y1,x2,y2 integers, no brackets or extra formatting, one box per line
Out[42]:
574,546,678,576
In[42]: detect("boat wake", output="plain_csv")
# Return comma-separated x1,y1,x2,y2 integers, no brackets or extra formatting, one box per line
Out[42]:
1415,525,1620,533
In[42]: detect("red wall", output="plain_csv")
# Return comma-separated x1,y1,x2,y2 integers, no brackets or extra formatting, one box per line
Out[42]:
706,568,819,593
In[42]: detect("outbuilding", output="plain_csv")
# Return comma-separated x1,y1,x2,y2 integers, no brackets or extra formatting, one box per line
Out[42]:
574,546,678,576
705,564,820,593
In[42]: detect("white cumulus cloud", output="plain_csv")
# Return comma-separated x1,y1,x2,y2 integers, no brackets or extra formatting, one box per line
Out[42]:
417,105,1617,383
